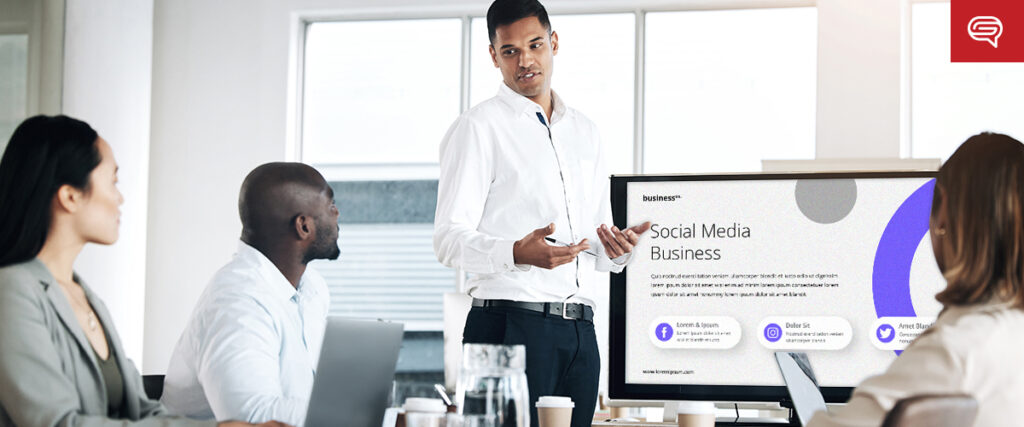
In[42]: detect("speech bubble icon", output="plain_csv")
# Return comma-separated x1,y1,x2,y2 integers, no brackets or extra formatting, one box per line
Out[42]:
968,16,1003,48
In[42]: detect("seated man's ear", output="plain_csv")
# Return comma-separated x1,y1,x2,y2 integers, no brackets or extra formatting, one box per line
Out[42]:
293,214,315,241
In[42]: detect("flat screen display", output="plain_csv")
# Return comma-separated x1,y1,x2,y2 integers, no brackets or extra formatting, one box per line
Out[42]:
609,172,944,402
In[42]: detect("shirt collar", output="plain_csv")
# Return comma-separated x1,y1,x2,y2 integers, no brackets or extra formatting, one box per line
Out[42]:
236,240,306,302
496,83,568,125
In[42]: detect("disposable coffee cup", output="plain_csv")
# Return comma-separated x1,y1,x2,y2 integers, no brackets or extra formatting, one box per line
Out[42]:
535,396,574,427
676,401,715,427
404,398,447,427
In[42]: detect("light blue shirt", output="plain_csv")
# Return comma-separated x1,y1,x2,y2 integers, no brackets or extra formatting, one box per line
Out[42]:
162,241,329,426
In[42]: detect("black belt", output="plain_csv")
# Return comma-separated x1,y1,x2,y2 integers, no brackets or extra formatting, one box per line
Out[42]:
472,299,593,321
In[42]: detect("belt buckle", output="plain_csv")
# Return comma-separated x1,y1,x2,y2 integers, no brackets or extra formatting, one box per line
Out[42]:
561,302,573,320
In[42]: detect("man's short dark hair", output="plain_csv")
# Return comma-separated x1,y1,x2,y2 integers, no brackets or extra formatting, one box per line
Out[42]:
486,0,552,45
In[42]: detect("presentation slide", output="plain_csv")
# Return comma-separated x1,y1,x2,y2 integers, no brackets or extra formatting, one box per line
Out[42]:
624,176,945,387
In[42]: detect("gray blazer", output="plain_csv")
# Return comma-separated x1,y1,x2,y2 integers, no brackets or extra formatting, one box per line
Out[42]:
0,259,215,427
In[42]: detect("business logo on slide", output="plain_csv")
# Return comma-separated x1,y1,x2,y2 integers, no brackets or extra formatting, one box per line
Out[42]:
642,194,681,202
875,324,896,344
763,323,783,343
655,322,674,342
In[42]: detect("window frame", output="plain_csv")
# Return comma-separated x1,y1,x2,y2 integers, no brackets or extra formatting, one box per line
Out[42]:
901,0,950,159
289,0,817,174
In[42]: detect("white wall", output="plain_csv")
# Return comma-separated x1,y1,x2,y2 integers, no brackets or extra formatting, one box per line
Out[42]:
816,0,903,158
145,0,288,373
63,0,154,364
138,0,908,373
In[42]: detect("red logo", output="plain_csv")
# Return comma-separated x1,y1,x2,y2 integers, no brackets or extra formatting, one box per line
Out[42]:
951,0,1024,62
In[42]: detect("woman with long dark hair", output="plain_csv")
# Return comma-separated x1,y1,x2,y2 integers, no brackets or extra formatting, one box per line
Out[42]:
809,133,1024,426
0,115,286,427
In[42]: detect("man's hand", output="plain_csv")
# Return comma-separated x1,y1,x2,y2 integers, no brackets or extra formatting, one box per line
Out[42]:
597,221,651,259
513,223,590,269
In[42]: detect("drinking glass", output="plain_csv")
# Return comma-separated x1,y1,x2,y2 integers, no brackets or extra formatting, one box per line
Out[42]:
455,344,530,427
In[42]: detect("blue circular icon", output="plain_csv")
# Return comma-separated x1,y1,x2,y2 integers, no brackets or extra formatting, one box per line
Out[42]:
655,323,674,342
763,323,783,343
876,324,896,343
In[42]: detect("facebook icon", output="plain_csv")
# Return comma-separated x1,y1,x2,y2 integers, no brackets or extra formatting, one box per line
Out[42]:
655,322,674,342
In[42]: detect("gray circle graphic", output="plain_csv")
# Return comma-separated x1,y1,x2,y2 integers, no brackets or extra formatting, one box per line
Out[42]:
795,179,857,224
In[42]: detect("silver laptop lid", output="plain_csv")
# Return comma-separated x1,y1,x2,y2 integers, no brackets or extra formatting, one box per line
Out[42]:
305,317,404,427
775,351,828,427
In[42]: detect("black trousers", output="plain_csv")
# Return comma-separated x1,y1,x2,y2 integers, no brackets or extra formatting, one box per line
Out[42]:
462,305,600,427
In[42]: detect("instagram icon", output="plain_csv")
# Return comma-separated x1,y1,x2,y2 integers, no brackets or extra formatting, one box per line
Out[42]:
763,323,783,343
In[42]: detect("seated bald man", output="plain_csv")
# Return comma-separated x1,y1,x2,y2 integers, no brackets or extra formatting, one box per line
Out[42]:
162,163,340,426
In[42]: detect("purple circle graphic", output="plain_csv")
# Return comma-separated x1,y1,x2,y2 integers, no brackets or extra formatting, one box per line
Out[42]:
876,324,896,343
655,323,673,342
872,179,935,355
763,323,783,343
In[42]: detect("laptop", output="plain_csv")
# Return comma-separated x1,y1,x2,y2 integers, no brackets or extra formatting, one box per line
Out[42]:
774,352,828,427
304,317,404,427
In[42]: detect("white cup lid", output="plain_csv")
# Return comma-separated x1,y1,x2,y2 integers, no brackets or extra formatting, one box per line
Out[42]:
675,401,715,414
536,396,574,408
403,397,447,413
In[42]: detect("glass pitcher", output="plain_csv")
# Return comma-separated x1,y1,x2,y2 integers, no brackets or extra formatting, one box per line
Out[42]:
455,344,530,427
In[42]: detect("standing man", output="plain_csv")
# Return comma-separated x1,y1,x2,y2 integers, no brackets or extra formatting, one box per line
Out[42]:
433,1,650,426
162,162,340,426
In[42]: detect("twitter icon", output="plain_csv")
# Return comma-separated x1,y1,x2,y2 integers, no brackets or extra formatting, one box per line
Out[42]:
876,324,895,343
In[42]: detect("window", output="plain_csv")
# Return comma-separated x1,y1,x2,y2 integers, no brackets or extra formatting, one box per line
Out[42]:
309,182,452,329
302,19,461,165
302,20,462,333
469,14,637,175
0,34,28,149
303,20,463,389
910,2,1024,160
643,8,817,173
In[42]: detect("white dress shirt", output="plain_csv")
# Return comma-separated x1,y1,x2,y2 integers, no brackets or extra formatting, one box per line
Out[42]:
434,84,627,308
807,299,1024,427
162,241,329,426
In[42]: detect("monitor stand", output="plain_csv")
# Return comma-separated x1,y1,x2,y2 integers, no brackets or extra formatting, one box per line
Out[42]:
597,399,799,426
661,401,797,426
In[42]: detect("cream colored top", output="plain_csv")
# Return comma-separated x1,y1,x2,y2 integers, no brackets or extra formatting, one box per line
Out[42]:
808,300,1024,427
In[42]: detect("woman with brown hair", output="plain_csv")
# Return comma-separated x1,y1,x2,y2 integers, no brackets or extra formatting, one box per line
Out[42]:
809,132,1024,426
0,115,287,427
